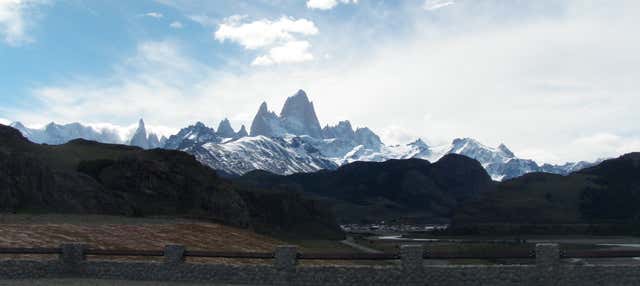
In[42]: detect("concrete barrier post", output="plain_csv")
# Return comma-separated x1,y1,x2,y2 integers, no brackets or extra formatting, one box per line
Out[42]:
164,244,186,265
274,245,298,271
59,243,87,268
536,243,559,269
536,243,560,285
400,244,424,272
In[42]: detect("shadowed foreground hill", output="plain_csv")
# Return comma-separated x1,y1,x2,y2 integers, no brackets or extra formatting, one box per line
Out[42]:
0,124,343,239
451,153,640,234
236,155,495,224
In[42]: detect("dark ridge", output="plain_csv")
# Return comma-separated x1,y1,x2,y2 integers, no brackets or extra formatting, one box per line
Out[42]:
0,124,343,239
235,154,494,224
450,152,640,235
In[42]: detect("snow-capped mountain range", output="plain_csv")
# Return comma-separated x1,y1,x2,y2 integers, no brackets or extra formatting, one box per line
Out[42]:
5,89,597,181
9,119,168,149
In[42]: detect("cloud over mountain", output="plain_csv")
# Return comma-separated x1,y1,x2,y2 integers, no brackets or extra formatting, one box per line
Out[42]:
215,15,318,66
4,1,640,165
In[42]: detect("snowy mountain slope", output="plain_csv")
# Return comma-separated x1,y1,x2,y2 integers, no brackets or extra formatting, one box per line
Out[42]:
372,138,597,181
164,122,221,149
296,131,595,181
5,89,600,180
438,138,598,180
175,135,337,176
166,107,592,179
10,119,166,149
10,121,122,145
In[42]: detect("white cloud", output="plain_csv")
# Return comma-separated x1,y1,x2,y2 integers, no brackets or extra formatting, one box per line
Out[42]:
15,40,213,128
378,125,421,146
306,0,358,10
133,40,199,72
215,15,318,66
569,133,640,161
423,0,455,11
0,117,11,125
252,40,313,66
10,0,640,164
0,0,48,45
215,15,318,50
85,122,175,141
188,14,216,27
518,148,561,165
169,21,183,29
143,12,163,18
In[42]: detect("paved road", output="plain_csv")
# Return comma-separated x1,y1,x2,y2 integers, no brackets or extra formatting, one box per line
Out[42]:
340,236,383,254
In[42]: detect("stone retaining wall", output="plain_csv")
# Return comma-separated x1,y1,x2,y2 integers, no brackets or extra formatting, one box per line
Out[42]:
0,243,638,285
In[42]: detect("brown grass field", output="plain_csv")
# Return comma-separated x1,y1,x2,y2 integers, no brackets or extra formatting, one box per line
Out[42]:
0,214,356,265
0,214,282,250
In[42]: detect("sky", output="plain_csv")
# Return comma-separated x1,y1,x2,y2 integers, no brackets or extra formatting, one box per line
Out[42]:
1,0,639,164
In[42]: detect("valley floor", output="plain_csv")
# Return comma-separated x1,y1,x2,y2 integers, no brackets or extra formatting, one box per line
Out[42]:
3,214,640,267
0,214,354,263
0,214,282,260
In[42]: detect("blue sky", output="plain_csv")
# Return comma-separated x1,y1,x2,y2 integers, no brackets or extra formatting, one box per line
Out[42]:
1,0,639,164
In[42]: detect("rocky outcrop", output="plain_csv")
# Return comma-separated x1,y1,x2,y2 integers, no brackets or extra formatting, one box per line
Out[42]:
279,90,323,138
216,118,236,138
164,122,221,150
236,125,249,138
128,119,165,149
250,90,323,138
249,102,282,137
322,121,356,141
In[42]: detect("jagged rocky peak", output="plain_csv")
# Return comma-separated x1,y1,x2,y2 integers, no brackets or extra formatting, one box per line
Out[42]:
354,127,383,150
129,118,150,149
498,143,515,158
216,118,236,138
137,118,146,129
164,121,220,150
128,118,162,149
409,138,429,149
250,101,281,137
323,120,355,140
452,137,478,147
258,101,269,114
9,121,25,128
279,89,323,138
44,122,58,131
450,137,492,153
236,125,248,138
148,133,161,149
